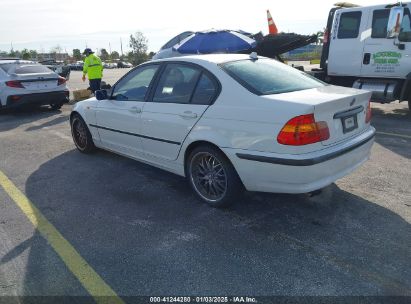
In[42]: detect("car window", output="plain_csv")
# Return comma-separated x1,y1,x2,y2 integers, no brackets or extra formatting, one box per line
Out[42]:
191,73,218,105
112,65,159,101
399,8,411,42
152,64,201,104
338,11,362,39
371,9,390,38
221,59,324,96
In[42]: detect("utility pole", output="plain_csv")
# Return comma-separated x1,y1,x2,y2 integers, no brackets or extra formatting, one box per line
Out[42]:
120,38,123,57
109,42,112,61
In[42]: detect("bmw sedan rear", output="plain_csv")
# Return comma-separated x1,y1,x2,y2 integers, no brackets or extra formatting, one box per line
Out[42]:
0,60,69,109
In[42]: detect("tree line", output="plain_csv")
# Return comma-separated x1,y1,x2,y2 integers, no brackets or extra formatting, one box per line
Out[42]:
0,31,154,65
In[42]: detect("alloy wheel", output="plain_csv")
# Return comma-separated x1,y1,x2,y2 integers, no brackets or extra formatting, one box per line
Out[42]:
190,152,228,202
72,119,88,150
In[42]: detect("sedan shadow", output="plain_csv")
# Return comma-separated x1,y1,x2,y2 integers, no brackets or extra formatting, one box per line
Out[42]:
0,106,66,133
17,149,411,296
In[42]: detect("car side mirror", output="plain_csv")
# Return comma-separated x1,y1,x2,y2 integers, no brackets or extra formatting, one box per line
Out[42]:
387,6,404,38
95,89,108,100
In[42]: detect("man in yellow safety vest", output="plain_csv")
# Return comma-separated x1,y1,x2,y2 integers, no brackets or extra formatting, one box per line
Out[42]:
82,48,103,93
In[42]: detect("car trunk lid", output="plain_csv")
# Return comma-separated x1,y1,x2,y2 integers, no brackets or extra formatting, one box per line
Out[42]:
12,73,59,91
312,86,371,146
265,85,371,147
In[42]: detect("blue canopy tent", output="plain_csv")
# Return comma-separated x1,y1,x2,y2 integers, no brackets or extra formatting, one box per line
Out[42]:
173,30,257,54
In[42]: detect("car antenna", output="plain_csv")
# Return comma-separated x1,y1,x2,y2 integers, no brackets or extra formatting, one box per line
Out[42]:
249,52,258,61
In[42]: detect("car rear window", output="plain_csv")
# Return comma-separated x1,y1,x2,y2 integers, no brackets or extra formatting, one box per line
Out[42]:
14,65,52,74
221,59,324,95
0,64,15,73
0,63,52,74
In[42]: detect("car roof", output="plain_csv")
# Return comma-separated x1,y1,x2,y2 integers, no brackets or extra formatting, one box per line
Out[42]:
152,53,256,65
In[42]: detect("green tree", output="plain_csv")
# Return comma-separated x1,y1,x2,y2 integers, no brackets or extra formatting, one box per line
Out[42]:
72,49,82,61
128,31,149,65
29,50,38,60
111,51,120,60
21,49,30,60
100,48,109,61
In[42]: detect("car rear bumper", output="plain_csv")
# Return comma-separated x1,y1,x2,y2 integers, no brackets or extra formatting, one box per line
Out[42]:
223,127,376,194
6,91,69,108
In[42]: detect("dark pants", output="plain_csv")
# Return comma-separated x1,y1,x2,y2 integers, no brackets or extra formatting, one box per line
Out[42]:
89,79,102,93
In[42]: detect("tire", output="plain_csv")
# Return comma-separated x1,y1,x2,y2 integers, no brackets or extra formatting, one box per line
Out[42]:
70,114,95,153
50,102,63,110
186,145,243,208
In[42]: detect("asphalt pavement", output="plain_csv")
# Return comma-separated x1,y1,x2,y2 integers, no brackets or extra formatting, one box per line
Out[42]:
0,69,410,303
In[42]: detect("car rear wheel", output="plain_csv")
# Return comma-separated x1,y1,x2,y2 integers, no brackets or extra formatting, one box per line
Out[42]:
187,145,242,208
50,102,63,110
71,114,95,153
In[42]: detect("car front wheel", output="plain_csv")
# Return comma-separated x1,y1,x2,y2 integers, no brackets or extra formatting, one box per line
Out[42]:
187,145,242,208
71,114,95,153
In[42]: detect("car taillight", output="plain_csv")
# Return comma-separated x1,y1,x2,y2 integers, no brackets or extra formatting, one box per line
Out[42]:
277,114,330,146
58,76,66,86
365,101,372,123
323,28,329,45
6,80,24,88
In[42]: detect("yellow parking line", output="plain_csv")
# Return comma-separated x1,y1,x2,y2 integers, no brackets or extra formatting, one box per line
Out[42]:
376,131,411,140
0,170,124,304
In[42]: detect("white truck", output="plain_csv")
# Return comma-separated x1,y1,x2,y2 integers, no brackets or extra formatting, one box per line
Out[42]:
311,2,411,111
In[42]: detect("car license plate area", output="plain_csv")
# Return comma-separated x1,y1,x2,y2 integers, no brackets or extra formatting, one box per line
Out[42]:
23,81,55,90
341,115,358,133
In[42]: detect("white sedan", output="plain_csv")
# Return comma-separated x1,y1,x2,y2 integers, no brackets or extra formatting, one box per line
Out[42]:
70,54,375,207
0,59,69,110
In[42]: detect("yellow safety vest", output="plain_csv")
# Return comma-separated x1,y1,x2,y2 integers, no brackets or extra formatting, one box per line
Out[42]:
83,54,103,79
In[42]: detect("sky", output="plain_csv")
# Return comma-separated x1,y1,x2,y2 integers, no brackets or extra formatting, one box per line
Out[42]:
0,0,390,54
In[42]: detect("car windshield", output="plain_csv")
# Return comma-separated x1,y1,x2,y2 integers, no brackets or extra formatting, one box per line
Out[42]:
221,58,325,95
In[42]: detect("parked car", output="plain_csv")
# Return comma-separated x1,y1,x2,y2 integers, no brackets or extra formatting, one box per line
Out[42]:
103,62,117,69
117,61,132,68
69,61,84,71
39,60,71,80
0,59,69,110
70,54,375,207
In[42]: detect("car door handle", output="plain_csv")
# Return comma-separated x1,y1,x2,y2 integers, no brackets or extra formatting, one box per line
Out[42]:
129,107,142,114
363,53,371,65
179,111,198,119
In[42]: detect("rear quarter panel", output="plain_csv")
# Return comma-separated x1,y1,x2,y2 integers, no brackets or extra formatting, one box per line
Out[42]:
177,76,319,166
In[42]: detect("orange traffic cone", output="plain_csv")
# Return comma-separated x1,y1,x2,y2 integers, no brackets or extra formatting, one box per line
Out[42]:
267,10,278,35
